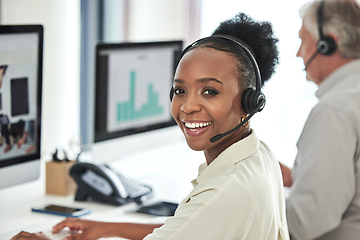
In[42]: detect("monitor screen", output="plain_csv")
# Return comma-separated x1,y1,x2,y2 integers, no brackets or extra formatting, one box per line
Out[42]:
92,40,183,162
0,25,43,189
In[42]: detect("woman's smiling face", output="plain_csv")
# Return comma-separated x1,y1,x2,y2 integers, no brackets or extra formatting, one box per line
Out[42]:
171,47,244,159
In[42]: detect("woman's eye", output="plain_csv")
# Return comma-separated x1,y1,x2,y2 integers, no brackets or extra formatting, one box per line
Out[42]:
174,88,185,95
203,89,218,96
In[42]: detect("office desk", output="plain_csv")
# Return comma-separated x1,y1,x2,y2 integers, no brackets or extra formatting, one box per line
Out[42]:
0,184,166,239
0,141,204,239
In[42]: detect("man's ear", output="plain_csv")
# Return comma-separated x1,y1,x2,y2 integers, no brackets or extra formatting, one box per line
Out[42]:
328,33,339,43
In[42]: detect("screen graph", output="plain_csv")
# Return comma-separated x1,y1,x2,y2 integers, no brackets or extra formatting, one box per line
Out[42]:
106,47,174,132
117,70,164,123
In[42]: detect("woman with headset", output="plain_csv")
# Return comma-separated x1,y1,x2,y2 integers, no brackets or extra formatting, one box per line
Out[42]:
11,12,288,240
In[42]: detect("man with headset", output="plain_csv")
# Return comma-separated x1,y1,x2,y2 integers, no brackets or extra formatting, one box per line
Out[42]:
279,0,360,239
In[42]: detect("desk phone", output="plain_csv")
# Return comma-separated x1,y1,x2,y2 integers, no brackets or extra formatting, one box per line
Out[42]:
70,162,153,206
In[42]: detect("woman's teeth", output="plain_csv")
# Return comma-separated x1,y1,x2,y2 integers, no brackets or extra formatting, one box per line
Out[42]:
185,121,212,129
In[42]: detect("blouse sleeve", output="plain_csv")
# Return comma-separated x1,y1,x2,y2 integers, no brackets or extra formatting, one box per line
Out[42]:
144,176,258,240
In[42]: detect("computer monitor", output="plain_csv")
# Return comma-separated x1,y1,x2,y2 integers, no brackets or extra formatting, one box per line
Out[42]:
92,40,183,163
0,25,43,189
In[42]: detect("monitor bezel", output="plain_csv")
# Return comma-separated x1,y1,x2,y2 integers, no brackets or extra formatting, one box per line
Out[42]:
0,25,43,168
94,40,183,143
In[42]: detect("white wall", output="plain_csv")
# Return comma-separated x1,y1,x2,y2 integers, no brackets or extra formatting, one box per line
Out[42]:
1,0,81,157
126,0,200,44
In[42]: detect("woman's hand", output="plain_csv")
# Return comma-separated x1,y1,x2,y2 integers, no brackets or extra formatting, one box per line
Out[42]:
53,217,161,240
52,218,107,240
11,217,160,240
11,231,51,240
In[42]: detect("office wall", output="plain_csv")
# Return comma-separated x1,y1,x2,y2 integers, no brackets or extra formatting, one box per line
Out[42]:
126,0,200,44
0,0,81,156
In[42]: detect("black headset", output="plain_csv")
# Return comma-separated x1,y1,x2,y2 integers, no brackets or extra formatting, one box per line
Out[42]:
170,35,266,115
316,1,337,55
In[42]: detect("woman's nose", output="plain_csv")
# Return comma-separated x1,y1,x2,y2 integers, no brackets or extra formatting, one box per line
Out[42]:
180,94,202,114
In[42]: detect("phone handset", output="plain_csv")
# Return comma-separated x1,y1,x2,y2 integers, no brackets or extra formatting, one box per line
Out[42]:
81,165,128,198
70,162,130,205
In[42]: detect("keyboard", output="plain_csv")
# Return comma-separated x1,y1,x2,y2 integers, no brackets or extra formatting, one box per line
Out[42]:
0,220,70,240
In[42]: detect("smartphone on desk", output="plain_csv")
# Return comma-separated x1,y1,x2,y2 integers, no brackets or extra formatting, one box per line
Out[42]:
31,204,91,217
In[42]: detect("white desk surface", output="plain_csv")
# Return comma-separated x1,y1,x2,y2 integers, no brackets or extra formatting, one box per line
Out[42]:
0,140,204,239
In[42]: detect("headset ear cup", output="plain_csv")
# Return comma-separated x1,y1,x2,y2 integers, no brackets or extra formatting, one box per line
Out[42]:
242,88,266,114
317,36,337,55
254,91,266,112
170,88,174,101
242,88,255,114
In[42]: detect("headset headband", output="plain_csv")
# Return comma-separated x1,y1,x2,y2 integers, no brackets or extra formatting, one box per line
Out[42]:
180,35,262,91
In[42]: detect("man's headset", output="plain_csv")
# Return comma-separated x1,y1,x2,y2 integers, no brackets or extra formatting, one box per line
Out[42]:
305,1,337,69
170,35,266,143
316,1,337,55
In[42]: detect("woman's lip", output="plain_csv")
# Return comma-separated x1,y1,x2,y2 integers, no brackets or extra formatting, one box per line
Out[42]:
182,121,212,137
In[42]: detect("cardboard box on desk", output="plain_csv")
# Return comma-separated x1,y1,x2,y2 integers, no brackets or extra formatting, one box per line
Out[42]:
46,160,76,196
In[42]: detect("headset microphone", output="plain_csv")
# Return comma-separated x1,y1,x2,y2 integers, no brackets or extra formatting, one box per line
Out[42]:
304,50,319,71
209,99,265,143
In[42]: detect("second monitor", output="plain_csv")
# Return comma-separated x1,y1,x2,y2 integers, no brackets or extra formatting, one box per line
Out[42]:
92,40,183,163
